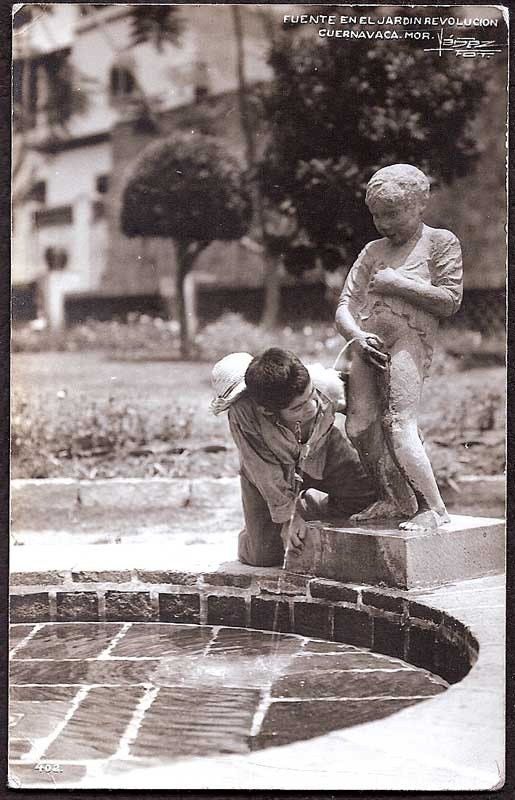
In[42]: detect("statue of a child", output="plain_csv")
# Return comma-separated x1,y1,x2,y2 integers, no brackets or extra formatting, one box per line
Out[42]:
335,164,463,530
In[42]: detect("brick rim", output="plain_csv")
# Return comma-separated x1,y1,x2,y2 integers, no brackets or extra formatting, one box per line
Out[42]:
9,571,478,686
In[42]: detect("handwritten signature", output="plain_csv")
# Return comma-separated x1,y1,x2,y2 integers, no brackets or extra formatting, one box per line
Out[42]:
424,28,504,57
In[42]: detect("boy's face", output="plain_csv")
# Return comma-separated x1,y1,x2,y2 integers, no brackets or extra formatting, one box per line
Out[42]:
368,197,424,246
277,381,319,428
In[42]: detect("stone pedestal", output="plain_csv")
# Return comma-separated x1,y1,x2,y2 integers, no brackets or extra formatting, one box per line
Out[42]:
285,514,504,590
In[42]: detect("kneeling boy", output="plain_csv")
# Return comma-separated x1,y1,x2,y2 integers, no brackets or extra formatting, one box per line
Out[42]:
211,348,376,567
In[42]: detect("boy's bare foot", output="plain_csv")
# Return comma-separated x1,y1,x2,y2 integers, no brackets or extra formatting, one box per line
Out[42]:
399,509,451,531
351,499,406,523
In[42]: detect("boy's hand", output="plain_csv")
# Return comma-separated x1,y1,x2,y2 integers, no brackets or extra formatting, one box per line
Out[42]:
355,333,388,371
370,267,402,295
282,512,308,554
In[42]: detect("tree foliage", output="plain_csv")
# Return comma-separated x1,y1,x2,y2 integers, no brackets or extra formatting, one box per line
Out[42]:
259,11,487,275
120,132,252,357
129,6,183,51
121,133,252,242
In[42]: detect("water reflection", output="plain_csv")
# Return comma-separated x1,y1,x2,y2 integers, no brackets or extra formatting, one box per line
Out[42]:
10,621,447,773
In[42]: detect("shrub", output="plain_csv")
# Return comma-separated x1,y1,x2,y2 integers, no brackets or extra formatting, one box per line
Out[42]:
12,314,491,378
194,313,345,363
11,315,182,355
11,391,194,479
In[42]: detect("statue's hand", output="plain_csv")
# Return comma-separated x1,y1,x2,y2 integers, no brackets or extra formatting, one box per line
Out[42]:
370,267,401,295
355,332,388,371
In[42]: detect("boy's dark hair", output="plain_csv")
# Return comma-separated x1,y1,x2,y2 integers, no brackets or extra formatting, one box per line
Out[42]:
245,348,310,411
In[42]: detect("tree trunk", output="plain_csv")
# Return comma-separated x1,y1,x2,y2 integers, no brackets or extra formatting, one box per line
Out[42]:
232,6,281,330
232,6,255,167
261,254,282,331
175,241,192,360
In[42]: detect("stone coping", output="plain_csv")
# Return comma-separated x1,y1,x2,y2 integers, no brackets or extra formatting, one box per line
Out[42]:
9,568,505,790
11,474,505,512
10,571,477,687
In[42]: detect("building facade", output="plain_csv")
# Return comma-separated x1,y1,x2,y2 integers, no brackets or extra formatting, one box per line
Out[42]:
12,5,507,331
12,4,283,327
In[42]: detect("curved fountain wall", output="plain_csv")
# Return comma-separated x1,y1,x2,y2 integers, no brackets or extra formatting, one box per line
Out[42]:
10,569,478,685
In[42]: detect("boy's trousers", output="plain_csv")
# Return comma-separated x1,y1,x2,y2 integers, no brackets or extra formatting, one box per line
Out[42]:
238,425,377,567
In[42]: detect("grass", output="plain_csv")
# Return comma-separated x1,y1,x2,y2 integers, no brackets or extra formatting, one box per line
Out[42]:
11,340,505,483
12,355,230,480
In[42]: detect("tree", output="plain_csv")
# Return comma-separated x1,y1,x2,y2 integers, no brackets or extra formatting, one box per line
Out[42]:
120,133,252,358
231,7,284,330
258,10,488,280
129,5,183,51
122,4,282,328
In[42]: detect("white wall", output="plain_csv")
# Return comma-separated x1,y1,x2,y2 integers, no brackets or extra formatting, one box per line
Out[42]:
12,141,111,287
43,142,111,207
69,4,277,132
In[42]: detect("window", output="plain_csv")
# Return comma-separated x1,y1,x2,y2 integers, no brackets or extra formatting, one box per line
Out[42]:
96,174,109,194
35,206,73,228
109,65,136,100
13,60,24,106
193,61,210,103
13,50,72,130
44,246,68,272
13,58,38,129
28,181,46,204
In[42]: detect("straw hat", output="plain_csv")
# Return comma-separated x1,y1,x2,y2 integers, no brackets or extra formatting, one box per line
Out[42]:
210,352,253,415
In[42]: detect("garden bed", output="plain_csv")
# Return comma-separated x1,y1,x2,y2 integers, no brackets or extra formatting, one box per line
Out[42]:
12,348,505,484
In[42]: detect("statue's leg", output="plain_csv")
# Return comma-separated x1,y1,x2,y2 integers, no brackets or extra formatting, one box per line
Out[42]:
383,336,449,531
303,426,377,518
346,353,415,521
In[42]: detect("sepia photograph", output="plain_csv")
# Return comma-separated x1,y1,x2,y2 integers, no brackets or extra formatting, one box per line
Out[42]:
9,2,507,791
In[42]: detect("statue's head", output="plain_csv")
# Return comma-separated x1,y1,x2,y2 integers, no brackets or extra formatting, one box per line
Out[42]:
365,164,430,245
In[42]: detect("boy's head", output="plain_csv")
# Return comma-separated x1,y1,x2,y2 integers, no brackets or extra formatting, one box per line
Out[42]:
245,348,318,425
365,164,430,245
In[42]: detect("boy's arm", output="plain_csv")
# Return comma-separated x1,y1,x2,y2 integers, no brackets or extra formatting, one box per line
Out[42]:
228,407,297,524
370,231,463,318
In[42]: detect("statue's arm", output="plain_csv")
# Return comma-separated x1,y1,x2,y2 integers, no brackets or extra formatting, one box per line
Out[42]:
430,231,463,316
376,274,456,317
335,301,363,340
335,245,388,369
335,245,373,339
371,232,463,319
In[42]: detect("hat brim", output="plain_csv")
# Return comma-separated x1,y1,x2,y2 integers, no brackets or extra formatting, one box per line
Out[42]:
223,377,247,404
210,378,247,415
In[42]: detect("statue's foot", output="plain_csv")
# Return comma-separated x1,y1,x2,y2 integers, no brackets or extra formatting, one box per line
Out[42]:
399,509,451,531
351,499,407,523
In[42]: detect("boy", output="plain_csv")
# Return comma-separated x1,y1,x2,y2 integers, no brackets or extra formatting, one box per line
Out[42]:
211,348,376,566
335,164,463,530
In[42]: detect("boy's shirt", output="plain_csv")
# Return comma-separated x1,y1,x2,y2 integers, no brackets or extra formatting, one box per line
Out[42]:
228,388,336,524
